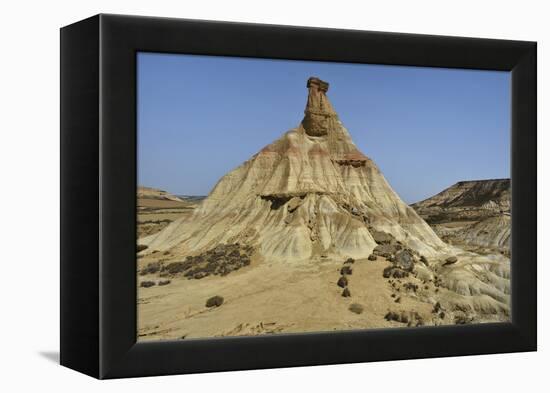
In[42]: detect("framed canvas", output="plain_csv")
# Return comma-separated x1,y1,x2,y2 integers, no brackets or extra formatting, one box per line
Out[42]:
60,14,536,379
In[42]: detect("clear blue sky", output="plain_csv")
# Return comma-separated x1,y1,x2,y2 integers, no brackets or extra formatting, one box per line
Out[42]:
138,52,510,204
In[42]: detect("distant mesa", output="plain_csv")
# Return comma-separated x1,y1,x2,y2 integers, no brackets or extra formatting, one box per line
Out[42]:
138,186,184,202
411,179,511,252
412,179,510,213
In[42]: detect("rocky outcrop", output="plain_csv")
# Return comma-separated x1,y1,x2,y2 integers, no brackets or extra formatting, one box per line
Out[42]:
302,77,336,137
411,179,510,253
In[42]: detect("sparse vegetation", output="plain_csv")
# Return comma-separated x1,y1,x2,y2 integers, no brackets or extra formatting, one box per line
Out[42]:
160,244,253,280
140,262,161,276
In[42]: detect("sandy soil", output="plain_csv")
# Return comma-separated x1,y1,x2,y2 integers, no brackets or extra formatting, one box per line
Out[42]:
137,247,509,341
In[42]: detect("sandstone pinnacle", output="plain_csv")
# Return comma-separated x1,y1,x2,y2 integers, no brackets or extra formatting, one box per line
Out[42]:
302,77,337,137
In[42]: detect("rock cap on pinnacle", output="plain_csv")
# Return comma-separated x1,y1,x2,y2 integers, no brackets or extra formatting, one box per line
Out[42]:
302,77,337,137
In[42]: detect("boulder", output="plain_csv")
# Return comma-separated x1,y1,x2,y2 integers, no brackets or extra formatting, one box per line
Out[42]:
368,254,377,261
340,266,353,275
371,230,394,244
443,256,458,266
349,303,364,314
206,295,224,308
137,244,148,252
384,311,399,322
337,276,348,288
394,249,415,271
373,243,399,256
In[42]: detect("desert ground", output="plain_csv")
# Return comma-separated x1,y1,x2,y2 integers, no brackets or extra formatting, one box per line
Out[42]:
137,245,509,340
136,77,510,341
137,186,204,238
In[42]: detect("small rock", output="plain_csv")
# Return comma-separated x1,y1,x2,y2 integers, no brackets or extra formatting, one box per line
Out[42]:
137,244,148,252
344,258,355,264
368,254,377,261
342,288,351,297
158,280,171,286
337,276,348,288
443,256,458,266
349,303,364,314
420,255,428,264
140,281,155,288
394,296,401,303
385,311,399,321
206,295,224,308
341,266,353,275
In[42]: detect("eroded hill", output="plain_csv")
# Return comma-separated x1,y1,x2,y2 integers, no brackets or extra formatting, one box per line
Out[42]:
137,186,204,238
411,179,510,255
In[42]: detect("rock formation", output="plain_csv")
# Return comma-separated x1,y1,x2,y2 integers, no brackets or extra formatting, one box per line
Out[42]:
142,77,446,260
412,179,510,252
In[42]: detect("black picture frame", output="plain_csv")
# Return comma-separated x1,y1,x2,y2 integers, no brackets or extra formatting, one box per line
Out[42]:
60,14,537,379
